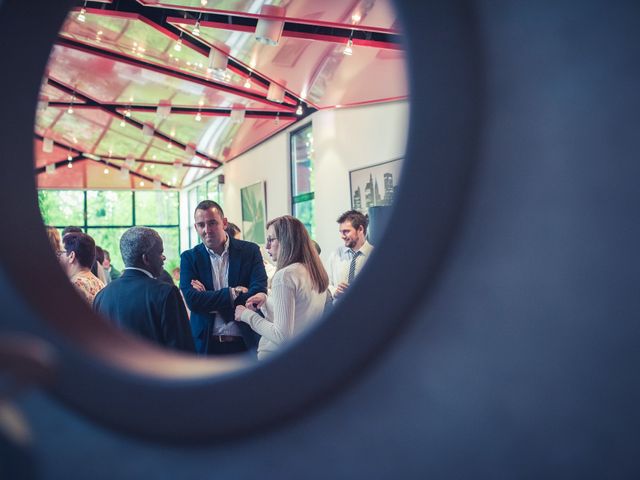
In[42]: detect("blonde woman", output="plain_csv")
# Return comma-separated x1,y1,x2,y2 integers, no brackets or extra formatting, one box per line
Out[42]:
235,215,329,360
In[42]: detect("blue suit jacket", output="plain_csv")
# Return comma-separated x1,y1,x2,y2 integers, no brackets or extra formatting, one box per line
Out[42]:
179,238,268,354
93,269,195,353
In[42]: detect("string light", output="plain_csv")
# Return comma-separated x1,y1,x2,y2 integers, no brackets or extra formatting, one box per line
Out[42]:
192,16,201,37
195,111,202,122
174,36,183,52
296,104,303,115
343,38,353,56
77,2,87,23
275,112,280,126
244,71,252,89
103,167,110,175
67,94,75,115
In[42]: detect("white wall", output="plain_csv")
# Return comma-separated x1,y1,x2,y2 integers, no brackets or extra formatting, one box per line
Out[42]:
180,100,409,256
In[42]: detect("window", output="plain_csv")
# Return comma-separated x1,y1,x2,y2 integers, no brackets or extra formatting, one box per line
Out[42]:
39,190,180,273
290,124,315,238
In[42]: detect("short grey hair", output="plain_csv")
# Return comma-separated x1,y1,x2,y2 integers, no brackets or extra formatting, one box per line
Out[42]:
119,227,162,267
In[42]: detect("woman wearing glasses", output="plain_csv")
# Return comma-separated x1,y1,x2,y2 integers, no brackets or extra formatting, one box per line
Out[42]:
234,215,329,360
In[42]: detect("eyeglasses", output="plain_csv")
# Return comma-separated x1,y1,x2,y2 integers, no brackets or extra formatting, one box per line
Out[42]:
266,236,278,245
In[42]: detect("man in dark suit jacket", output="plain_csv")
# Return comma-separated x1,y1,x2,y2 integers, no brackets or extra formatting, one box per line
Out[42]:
93,227,195,353
180,200,267,356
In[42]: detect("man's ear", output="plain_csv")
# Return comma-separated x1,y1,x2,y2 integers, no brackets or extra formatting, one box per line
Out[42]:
67,251,76,263
141,253,150,267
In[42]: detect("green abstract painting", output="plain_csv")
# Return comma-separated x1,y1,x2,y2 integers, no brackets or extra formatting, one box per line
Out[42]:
241,181,266,244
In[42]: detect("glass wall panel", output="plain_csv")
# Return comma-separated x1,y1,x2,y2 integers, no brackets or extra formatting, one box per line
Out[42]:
135,191,179,225
38,190,84,227
291,123,315,235
292,197,315,240
154,227,181,274
86,227,130,272
86,191,133,226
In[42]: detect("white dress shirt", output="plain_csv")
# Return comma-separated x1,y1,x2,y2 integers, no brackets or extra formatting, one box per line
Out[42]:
206,236,242,336
324,240,374,296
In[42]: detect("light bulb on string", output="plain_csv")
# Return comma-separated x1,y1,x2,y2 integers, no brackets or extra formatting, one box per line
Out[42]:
174,36,183,52
77,7,86,23
343,38,353,56
296,104,303,115
195,111,202,122
275,112,280,126
192,19,201,37
244,71,252,89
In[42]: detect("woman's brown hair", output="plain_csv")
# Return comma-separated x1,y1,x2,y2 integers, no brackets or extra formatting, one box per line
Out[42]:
266,215,329,293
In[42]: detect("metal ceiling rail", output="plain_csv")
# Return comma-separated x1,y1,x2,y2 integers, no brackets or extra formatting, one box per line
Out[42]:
46,77,223,168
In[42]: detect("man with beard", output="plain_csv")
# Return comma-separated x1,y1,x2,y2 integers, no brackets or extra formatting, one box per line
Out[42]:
180,200,267,356
324,210,374,301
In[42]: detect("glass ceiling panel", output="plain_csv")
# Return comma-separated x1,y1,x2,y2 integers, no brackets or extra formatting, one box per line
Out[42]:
60,9,269,97
171,20,407,109
140,0,400,33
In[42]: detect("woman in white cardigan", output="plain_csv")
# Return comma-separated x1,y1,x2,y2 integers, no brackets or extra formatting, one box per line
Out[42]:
234,215,329,360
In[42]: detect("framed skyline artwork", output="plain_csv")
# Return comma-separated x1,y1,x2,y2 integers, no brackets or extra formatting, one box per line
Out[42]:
241,181,267,244
349,158,403,214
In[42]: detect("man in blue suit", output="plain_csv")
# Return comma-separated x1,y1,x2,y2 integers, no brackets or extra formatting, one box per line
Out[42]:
93,227,195,353
180,200,268,356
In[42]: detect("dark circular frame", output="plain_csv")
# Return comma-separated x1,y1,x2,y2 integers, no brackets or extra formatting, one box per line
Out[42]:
0,1,481,442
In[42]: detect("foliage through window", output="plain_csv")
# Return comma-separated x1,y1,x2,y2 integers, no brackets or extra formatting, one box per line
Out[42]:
39,190,180,273
290,123,315,239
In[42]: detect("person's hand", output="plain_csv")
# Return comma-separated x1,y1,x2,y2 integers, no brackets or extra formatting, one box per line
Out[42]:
233,285,249,295
191,279,206,292
235,304,247,321
335,282,349,298
245,292,267,311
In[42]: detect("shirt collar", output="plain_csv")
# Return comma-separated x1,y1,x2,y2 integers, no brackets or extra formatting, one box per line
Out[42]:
206,234,230,259
124,266,155,278
351,240,373,257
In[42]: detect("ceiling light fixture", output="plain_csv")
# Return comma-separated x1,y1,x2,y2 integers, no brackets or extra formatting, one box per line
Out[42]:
157,100,171,120
77,2,87,23
267,80,286,103
125,155,135,169
192,15,201,37
275,112,280,126
195,111,202,122
42,136,54,153
174,36,183,52
142,123,154,137
244,71,252,89
343,38,353,56
344,30,355,56
139,180,145,187
103,167,109,175
230,104,246,124
67,94,75,115
200,0,208,6
255,5,285,46
208,43,230,72
296,103,303,115
45,163,56,174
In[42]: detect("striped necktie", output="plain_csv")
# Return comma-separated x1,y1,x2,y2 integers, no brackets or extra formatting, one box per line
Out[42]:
347,250,362,283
